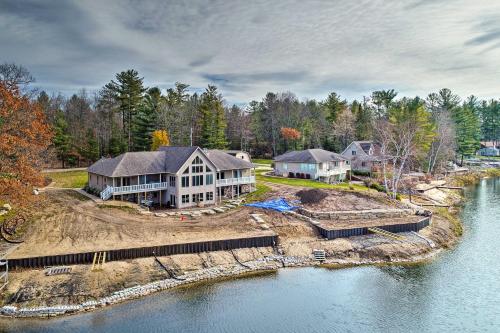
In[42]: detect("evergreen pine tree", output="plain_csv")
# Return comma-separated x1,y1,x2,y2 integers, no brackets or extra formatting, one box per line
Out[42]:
53,111,72,168
105,69,146,151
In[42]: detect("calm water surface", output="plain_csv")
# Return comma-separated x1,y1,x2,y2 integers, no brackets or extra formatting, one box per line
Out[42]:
2,178,499,333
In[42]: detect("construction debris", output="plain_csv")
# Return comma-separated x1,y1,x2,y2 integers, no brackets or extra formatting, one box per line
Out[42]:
45,267,72,276
296,189,328,204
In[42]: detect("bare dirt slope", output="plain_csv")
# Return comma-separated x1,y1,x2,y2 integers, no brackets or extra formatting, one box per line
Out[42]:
9,190,274,258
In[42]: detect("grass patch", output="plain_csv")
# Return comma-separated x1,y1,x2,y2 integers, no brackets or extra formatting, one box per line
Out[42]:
256,172,368,191
252,159,273,165
43,170,88,188
97,204,137,213
434,207,463,237
244,183,272,203
475,155,500,160
449,172,482,187
485,168,500,178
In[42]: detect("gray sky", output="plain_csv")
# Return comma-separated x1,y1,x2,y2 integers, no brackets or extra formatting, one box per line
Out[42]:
1,0,499,103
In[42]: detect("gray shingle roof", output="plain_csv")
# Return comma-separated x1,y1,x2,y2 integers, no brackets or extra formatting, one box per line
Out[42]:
87,146,252,177
158,146,199,173
206,150,253,170
273,149,347,163
88,151,167,177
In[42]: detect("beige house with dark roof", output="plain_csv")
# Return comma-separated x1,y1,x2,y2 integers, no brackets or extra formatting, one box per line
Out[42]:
341,141,382,172
87,146,256,208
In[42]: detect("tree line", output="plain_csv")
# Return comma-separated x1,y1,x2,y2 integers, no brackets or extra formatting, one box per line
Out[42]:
3,64,500,173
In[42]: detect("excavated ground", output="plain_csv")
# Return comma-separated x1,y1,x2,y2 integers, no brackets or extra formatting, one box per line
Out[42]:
0,184,460,312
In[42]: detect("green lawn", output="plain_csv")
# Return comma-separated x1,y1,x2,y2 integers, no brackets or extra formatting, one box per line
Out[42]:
244,183,272,202
44,170,88,188
256,172,368,191
252,159,273,165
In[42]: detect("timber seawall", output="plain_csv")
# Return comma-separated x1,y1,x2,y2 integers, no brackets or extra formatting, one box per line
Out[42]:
8,235,278,269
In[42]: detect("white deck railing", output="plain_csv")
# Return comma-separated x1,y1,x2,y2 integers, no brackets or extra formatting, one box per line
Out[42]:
317,168,350,177
100,182,169,200
216,176,256,187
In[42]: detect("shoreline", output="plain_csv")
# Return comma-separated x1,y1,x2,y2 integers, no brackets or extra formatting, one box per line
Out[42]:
2,176,487,320
0,241,447,319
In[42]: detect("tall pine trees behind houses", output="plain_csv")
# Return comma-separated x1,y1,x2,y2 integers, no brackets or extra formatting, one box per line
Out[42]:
3,64,499,174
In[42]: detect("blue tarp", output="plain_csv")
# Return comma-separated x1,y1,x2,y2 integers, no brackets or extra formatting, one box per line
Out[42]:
245,198,299,212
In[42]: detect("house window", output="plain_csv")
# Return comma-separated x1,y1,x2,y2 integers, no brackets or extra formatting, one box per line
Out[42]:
361,162,366,167
192,193,204,202
192,165,203,173
352,150,356,155
169,176,176,187
300,163,308,171
346,161,350,165
170,195,176,206
206,174,214,185
192,156,203,165
181,176,189,187
206,165,212,172
192,175,204,186
283,163,288,170
206,192,214,201
183,167,189,174
309,164,316,171
181,194,189,203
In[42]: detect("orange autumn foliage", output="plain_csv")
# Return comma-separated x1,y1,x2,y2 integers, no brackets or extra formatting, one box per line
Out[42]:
0,83,52,205
280,127,301,140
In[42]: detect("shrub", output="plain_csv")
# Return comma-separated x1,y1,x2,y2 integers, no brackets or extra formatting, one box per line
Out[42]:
353,170,371,177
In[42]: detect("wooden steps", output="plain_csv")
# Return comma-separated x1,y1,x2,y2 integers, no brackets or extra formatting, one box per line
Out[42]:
91,252,106,271
313,249,326,261
368,227,405,241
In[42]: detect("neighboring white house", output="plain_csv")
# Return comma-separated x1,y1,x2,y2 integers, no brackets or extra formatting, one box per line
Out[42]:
273,149,350,183
477,141,500,157
341,141,382,172
87,146,256,209
224,150,252,163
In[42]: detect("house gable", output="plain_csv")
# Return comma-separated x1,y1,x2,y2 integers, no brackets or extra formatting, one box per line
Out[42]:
342,142,368,158
174,148,217,176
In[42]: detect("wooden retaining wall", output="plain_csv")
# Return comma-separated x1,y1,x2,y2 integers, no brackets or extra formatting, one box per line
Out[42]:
317,216,431,240
7,235,278,270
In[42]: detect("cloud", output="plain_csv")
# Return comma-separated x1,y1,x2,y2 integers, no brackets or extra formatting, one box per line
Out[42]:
1,0,500,103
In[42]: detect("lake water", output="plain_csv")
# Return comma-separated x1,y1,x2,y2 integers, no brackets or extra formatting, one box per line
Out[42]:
2,178,499,333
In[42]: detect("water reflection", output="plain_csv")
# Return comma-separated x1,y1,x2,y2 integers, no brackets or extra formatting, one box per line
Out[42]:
1,178,499,333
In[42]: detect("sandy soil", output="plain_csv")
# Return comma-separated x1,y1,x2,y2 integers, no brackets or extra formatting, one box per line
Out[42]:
9,190,275,258
263,182,404,211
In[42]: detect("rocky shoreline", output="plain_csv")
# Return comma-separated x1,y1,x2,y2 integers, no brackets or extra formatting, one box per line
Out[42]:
0,243,447,319
1,178,470,319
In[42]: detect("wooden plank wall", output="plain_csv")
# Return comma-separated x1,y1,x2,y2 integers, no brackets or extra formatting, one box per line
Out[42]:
8,235,278,270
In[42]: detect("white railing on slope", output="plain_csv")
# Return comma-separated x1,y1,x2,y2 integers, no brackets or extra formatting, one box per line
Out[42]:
99,182,169,200
216,176,256,187
100,186,113,200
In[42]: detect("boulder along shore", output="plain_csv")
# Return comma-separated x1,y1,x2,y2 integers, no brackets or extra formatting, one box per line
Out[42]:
0,185,464,319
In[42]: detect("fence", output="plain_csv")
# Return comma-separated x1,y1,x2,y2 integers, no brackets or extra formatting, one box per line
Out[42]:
8,235,278,270
316,216,431,239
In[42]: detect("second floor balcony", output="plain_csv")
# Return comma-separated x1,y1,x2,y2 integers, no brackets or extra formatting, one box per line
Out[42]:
216,176,256,187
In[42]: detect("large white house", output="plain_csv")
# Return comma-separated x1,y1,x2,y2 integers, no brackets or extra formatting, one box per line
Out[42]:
87,146,256,208
273,149,350,183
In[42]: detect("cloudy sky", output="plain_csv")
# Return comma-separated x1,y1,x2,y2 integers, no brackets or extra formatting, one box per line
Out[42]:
1,0,500,103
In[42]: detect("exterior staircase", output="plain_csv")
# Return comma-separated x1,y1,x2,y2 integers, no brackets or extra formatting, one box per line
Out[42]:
100,186,113,200
313,249,326,261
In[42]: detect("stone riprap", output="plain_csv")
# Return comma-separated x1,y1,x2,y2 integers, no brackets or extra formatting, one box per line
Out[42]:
0,255,315,319
297,208,415,220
